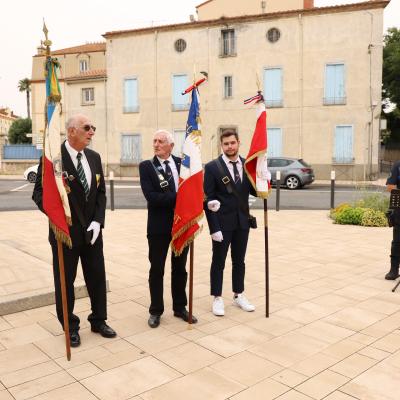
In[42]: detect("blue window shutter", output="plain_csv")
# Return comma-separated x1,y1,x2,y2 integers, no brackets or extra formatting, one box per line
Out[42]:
172,75,189,110
264,68,282,107
124,79,138,112
325,64,345,104
267,128,282,157
121,134,141,163
334,126,353,163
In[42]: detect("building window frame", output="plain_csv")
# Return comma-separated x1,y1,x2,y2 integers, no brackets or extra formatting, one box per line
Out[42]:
333,125,354,164
120,133,142,164
174,39,187,53
267,127,283,157
267,28,281,43
263,67,283,108
81,88,95,105
123,77,139,113
220,29,236,57
79,59,89,73
324,63,346,105
172,129,186,157
223,75,233,99
172,74,190,111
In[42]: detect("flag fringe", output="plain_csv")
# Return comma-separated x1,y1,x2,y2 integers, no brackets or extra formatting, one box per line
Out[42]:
244,149,271,199
171,212,203,256
49,221,72,249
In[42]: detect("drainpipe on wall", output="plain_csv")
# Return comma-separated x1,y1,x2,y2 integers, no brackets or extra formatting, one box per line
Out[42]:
298,13,304,159
104,75,109,176
154,31,159,129
366,10,374,180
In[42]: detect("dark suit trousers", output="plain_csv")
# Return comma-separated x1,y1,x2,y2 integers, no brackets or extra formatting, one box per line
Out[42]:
210,228,249,296
50,236,107,332
391,225,400,268
147,234,188,316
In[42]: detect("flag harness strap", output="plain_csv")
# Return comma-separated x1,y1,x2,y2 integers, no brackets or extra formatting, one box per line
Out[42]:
151,161,170,192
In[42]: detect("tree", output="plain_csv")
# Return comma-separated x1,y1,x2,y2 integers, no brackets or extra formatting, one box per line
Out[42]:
18,78,31,119
383,28,400,108
8,118,32,144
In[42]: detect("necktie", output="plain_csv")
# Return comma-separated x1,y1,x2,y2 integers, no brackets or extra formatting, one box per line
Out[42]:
230,161,241,184
164,160,176,192
77,152,90,197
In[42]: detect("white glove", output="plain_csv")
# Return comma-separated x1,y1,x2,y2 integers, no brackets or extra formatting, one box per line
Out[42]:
87,221,101,245
207,200,221,212
211,231,223,242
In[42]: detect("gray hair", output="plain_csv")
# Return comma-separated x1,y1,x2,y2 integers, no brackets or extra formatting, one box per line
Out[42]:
65,114,87,130
154,129,174,144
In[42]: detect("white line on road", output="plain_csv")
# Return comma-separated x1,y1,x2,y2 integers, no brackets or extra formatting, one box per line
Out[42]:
10,183,30,192
106,185,141,189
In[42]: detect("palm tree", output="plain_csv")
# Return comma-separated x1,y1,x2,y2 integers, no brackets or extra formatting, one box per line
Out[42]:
18,78,31,119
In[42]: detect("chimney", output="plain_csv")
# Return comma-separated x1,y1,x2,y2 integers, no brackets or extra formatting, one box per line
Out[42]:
304,0,314,9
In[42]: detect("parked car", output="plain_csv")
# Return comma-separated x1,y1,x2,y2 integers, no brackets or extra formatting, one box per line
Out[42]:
23,164,39,183
268,157,314,189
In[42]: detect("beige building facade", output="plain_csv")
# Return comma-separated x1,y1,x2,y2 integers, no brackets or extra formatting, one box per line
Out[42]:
103,0,388,180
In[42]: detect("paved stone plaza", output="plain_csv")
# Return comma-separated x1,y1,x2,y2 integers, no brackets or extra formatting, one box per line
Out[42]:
0,209,399,400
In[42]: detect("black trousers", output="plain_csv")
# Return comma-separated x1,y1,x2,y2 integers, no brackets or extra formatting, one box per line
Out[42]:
50,235,107,332
210,228,249,296
391,225,400,269
147,234,188,316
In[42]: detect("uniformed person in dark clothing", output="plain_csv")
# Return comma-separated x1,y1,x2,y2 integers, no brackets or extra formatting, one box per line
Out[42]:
386,161,400,280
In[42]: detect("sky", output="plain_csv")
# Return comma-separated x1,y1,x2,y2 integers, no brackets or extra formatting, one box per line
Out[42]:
1,0,399,117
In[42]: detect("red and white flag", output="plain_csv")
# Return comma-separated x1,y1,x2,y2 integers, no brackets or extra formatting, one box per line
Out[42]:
244,100,271,198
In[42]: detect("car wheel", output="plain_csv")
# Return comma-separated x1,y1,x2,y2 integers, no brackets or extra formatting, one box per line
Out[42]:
27,172,37,183
285,175,301,190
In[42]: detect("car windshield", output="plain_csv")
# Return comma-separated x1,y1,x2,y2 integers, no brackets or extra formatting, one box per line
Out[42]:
298,159,310,167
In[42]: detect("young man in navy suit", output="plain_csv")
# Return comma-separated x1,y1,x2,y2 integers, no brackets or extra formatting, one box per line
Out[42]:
139,130,198,328
204,131,257,316
33,114,116,347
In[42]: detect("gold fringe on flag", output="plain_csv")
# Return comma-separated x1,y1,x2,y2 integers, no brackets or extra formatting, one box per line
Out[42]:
171,212,204,256
49,221,72,249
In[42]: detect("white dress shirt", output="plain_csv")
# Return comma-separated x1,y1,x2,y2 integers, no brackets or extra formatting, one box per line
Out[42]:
65,140,92,188
221,153,243,182
157,155,179,190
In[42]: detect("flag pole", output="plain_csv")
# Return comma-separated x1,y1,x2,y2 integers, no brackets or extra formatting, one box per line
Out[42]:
264,198,269,318
43,22,71,359
188,242,194,325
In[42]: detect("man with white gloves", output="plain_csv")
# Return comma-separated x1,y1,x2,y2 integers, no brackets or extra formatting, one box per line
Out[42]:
33,114,116,347
204,131,257,316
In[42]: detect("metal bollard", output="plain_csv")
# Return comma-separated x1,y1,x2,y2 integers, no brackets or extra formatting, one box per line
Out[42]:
109,171,115,211
330,170,335,210
276,170,281,212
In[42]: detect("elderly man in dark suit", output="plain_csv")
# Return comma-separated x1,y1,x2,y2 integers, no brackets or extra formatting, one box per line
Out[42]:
204,130,257,317
139,129,198,328
32,114,116,347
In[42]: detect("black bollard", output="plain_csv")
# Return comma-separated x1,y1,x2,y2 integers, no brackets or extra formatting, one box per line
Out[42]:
330,170,335,210
276,170,281,212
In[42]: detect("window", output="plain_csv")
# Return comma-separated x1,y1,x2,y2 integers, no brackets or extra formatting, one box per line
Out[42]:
267,128,282,157
172,74,190,111
172,129,186,157
174,39,187,53
324,63,346,105
124,78,139,113
334,125,353,163
220,29,236,57
264,68,283,108
79,59,88,72
81,88,94,105
224,76,233,98
121,134,141,163
267,28,280,43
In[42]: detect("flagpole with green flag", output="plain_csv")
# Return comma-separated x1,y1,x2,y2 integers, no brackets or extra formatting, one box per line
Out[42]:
42,22,72,360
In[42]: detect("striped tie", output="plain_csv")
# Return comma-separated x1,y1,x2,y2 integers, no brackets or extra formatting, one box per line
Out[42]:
76,152,90,197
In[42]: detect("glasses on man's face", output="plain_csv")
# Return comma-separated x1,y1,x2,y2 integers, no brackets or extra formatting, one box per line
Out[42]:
81,124,96,132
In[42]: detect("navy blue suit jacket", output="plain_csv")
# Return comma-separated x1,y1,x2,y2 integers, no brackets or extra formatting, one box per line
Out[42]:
204,155,256,234
139,155,181,235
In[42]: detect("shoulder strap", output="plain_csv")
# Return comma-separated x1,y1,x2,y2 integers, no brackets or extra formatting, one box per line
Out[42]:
215,158,250,217
151,160,170,192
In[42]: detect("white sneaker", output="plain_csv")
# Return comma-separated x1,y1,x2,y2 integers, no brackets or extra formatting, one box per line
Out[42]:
212,297,225,316
233,294,255,312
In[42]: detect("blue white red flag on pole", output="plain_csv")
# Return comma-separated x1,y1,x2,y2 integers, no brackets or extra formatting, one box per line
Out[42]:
171,89,204,255
42,57,72,247
244,98,271,198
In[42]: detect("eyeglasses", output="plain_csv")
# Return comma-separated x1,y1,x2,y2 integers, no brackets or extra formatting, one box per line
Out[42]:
81,124,96,132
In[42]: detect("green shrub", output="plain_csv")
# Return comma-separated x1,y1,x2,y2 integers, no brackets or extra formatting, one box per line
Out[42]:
330,203,351,221
353,193,389,213
361,209,388,227
334,207,365,225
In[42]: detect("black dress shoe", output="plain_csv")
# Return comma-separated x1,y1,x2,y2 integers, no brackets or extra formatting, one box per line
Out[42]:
148,314,160,328
385,270,399,280
174,309,198,324
91,323,117,338
70,331,81,347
